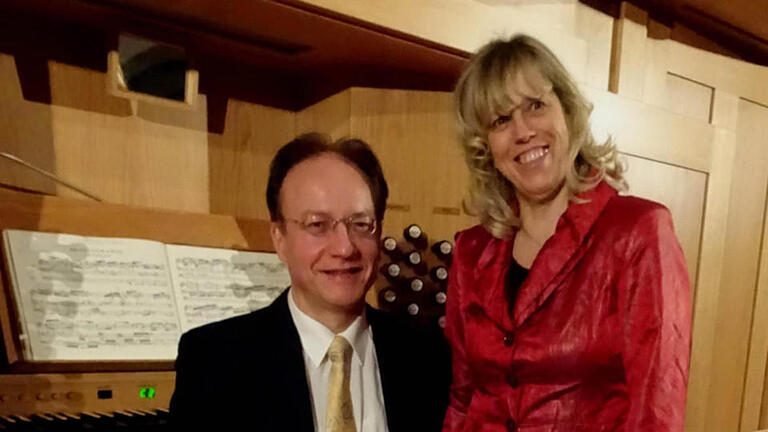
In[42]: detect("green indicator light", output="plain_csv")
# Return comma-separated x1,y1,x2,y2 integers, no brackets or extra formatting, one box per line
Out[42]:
139,387,156,399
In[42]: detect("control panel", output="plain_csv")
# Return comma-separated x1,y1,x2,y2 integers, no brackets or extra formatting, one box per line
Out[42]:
0,372,175,416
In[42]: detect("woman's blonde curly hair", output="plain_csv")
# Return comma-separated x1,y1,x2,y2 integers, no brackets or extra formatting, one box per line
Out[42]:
455,34,627,238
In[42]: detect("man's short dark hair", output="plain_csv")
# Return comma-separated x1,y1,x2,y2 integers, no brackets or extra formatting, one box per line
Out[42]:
266,133,389,222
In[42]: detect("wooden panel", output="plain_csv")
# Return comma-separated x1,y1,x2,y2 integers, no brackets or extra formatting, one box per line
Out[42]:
649,38,768,107
639,43,715,123
48,62,210,212
622,155,706,287
349,88,476,243
350,87,426,238
586,82,731,432
741,100,768,432
704,98,768,432
685,85,738,432
587,87,715,172
0,54,57,194
0,189,271,251
344,87,477,310
612,3,648,99
763,363,768,429
641,37,673,109
295,89,352,139
711,88,741,131
747,180,768,431
686,127,737,432
207,98,295,220
3,0,468,115
663,73,713,122
295,0,600,85
575,4,613,90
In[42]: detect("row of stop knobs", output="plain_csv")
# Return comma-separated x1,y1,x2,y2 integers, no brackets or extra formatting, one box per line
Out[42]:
378,224,453,326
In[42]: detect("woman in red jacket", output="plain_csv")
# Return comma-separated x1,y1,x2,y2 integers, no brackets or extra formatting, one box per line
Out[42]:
443,34,691,432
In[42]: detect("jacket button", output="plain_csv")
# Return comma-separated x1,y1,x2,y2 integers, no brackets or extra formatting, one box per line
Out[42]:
506,418,517,431
503,332,514,346
507,375,519,388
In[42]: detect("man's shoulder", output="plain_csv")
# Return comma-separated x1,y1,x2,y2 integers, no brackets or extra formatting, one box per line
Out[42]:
179,297,287,354
183,309,261,341
367,307,451,430
367,306,425,335
367,307,448,355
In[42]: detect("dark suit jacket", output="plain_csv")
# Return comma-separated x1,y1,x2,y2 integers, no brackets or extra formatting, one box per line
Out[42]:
169,289,450,431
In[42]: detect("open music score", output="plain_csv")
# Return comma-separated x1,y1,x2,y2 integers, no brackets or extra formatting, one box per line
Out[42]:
2,230,290,362
167,245,287,332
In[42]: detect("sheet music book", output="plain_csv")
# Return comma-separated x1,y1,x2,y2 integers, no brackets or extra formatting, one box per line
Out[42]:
2,229,290,361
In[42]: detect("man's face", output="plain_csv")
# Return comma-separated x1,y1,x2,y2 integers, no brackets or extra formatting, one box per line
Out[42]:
271,153,380,320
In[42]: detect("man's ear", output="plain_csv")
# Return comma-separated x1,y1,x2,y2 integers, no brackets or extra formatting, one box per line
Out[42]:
270,222,287,262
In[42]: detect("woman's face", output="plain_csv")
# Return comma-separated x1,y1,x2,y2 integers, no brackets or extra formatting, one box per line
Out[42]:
487,68,570,204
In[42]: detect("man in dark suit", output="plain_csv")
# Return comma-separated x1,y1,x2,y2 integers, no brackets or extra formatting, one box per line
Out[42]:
170,133,450,431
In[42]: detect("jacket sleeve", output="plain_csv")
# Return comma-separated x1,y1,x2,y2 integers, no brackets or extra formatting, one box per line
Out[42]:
617,207,691,432
442,231,475,432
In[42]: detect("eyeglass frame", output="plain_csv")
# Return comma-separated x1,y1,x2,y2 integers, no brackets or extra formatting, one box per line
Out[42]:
280,213,379,238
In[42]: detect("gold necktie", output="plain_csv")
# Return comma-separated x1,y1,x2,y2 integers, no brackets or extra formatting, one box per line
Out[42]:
325,335,356,432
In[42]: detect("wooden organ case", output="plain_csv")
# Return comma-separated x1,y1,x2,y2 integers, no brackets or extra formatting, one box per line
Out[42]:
4,0,768,430
0,1,469,428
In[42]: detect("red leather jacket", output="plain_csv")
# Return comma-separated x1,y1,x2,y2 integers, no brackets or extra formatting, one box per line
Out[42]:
443,182,691,432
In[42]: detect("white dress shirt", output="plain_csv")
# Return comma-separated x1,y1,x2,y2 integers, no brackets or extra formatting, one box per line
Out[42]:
287,289,389,432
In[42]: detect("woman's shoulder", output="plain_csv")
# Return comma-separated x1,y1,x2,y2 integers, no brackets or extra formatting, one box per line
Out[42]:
456,223,491,239
608,193,669,211
455,224,495,246
453,224,499,262
597,194,676,241
604,194,673,224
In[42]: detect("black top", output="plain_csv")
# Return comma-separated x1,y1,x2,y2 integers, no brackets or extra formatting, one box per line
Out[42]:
506,258,529,319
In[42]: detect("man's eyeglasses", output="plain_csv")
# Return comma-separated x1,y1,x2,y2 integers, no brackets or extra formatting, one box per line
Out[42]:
282,214,378,238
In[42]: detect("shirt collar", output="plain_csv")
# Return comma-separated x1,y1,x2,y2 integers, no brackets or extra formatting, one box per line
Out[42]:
287,287,370,368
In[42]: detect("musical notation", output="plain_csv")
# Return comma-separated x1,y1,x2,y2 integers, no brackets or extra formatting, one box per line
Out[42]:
3,230,180,361
3,230,290,361
166,245,290,332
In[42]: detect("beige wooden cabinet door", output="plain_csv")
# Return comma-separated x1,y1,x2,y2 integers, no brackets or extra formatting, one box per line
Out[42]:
614,11,768,430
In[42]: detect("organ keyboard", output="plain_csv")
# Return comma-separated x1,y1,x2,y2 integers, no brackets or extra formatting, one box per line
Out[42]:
1,408,169,431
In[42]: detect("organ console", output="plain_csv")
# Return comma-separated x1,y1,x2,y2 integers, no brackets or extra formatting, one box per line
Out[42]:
0,371,174,425
0,188,273,428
